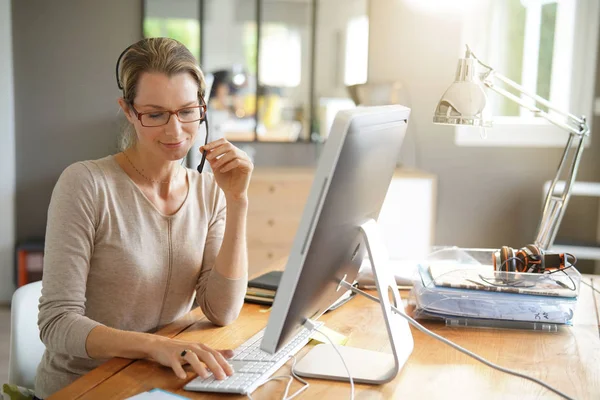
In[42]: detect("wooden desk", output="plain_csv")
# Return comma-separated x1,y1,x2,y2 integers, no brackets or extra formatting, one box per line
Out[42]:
51,272,600,400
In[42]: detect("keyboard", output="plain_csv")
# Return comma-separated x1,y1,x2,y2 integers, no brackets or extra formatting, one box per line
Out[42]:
183,325,317,395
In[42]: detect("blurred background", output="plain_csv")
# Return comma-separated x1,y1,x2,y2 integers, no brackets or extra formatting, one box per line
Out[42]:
1,0,600,310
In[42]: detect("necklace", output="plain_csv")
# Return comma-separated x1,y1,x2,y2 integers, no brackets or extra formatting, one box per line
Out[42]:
122,151,182,184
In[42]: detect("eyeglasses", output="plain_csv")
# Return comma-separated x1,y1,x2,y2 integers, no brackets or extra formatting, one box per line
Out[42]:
130,104,207,127
128,102,210,174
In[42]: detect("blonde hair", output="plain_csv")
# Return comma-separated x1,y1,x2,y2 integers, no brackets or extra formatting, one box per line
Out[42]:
117,37,206,150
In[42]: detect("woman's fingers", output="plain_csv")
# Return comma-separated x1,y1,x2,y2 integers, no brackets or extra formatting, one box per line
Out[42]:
196,349,227,380
210,150,237,170
183,351,211,379
198,345,234,376
200,139,231,160
201,146,229,161
218,349,235,359
209,149,252,173
200,138,253,174
219,158,245,173
170,359,187,380
200,138,227,153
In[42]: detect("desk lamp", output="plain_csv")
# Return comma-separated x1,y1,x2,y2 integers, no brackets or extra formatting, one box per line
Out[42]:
433,45,589,272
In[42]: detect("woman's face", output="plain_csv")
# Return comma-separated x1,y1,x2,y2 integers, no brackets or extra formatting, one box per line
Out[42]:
127,71,200,161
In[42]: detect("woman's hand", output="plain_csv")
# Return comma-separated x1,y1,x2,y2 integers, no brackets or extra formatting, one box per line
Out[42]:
201,139,253,202
147,336,235,380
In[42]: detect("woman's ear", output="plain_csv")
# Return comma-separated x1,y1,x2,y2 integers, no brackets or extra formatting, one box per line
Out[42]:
117,98,136,125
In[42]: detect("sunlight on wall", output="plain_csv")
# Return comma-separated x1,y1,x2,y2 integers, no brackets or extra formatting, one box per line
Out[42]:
401,0,481,15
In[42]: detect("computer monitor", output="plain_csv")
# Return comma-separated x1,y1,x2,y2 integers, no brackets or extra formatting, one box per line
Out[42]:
260,105,414,383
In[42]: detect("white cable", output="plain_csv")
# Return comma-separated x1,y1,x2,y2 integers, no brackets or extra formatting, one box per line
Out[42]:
345,284,576,400
286,356,311,399
479,126,488,139
581,279,600,295
246,355,310,400
281,375,295,399
301,324,355,400
247,375,292,400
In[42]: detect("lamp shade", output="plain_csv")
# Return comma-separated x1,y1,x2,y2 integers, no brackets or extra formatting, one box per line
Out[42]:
433,57,492,127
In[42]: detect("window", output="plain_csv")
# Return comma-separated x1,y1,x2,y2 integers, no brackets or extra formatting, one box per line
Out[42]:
456,0,599,147
143,0,368,143
344,16,369,86
258,24,302,88
144,18,200,62
243,22,302,87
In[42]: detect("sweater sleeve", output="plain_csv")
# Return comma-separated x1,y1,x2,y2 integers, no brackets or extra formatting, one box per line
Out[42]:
195,177,247,326
38,162,104,358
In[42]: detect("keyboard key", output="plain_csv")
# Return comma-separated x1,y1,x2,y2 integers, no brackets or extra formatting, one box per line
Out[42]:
183,326,318,394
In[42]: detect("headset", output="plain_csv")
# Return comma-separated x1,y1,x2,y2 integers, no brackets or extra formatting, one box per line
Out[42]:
115,38,210,174
492,244,567,273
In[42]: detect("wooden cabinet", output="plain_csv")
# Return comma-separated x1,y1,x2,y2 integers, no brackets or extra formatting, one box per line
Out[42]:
246,167,437,276
246,168,314,277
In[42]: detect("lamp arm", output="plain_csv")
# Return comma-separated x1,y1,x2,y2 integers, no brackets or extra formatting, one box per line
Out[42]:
535,133,587,250
466,45,585,128
491,72,586,126
482,70,590,250
463,46,590,250
484,83,583,136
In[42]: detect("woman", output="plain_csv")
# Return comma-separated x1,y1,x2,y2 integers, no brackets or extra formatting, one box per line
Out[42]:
34,37,253,399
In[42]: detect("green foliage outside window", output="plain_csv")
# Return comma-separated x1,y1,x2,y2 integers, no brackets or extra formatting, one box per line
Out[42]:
501,0,557,116
243,23,258,76
503,0,526,116
143,18,201,62
537,3,557,113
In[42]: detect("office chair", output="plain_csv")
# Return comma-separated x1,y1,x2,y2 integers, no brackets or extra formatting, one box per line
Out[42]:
8,281,45,389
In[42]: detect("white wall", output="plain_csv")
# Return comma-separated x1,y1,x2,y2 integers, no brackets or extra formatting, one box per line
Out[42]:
0,0,16,303
315,0,367,99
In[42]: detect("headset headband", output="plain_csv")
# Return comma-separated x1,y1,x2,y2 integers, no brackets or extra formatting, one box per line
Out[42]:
116,39,153,90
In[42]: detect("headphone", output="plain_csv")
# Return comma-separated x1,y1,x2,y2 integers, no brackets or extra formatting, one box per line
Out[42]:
492,244,566,273
115,38,210,174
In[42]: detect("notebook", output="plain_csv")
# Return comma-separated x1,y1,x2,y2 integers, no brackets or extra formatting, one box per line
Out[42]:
247,270,282,291
244,270,282,305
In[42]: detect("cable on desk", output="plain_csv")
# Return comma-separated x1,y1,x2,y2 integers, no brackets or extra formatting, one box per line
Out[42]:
300,320,355,400
345,284,576,400
247,355,310,400
580,279,600,295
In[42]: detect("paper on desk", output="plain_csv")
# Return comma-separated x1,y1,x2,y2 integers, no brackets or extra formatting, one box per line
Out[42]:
127,388,190,399
356,258,420,288
427,262,578,298
309,325,348,346
413,270,575,324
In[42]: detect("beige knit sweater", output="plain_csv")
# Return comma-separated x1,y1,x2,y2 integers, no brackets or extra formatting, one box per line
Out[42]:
34,156,247,398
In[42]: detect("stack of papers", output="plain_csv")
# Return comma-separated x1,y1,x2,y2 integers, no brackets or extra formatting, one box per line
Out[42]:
428,263,578,297
410,263,579,326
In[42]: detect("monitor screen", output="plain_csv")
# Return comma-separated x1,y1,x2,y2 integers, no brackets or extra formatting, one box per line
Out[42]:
261,105,410,354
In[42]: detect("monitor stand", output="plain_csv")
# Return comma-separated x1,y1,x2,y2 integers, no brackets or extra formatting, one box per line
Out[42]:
293,219,414,384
